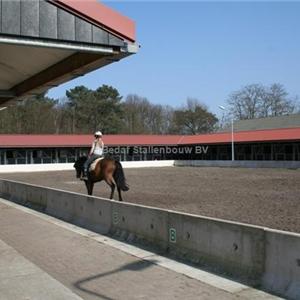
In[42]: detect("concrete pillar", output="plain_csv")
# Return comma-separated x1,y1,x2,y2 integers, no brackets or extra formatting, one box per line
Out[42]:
3,151,7,164
122,148,126,161
271,144,274,161
293,143,296,161
75,148,78,161
55,149,58,163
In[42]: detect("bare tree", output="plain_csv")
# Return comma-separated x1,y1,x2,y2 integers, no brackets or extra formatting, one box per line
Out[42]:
227,83,299,120
266,83,296,117
122,95,173,134
228,84,265,120
122,94,149,134
161,105,174,134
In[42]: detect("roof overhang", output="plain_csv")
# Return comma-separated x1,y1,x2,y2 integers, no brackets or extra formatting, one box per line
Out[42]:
0,36,137,106
0,0,138,106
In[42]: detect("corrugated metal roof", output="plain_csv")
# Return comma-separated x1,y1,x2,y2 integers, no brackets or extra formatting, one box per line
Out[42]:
221,114,300,132
0,127,299,148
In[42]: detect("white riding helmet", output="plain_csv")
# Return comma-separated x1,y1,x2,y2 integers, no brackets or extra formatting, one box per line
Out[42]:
94,131,102,137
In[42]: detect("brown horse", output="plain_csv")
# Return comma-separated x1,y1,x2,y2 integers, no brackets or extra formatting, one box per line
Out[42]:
73,156,129,201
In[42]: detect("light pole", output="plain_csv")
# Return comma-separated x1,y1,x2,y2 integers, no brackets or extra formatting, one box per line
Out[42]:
218,105,234,161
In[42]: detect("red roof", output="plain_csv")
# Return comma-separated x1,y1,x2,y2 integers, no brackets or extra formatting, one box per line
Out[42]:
0,134,181,148
50,0,135,42
0,128,299,148
181,127,300,144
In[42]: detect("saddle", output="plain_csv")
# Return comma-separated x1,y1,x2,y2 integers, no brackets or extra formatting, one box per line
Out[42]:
89,157,104,172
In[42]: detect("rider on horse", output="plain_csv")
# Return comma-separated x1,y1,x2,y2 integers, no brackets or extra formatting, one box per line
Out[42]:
81,131,104,180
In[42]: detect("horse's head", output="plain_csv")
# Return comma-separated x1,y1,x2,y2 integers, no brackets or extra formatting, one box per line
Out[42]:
73,156,87,178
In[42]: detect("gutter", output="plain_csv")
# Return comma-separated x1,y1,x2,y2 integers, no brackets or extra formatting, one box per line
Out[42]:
0,36,115,54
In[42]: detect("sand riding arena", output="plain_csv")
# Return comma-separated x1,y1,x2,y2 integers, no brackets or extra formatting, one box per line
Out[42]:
2,165,300,233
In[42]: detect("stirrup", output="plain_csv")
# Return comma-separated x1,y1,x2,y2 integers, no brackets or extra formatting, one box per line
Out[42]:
81,172,88,180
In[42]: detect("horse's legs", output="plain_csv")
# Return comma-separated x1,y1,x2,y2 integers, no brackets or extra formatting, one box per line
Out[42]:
84,180,89,193
109,183,115,199
117,187,123,202
89,182,94,195
105,175,116,200
85,180,94,196
105,180,115,199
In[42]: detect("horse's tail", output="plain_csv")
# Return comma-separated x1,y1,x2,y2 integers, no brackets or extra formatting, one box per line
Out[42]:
113,161,129,191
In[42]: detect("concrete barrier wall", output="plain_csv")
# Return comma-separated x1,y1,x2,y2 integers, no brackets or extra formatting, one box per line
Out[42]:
167,211,265,280
263,230,300,299
0,160,175,173
175,160,300,169
0,179,299,299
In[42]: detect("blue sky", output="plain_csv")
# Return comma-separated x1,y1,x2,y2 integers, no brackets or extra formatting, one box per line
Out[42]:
48,1,300,117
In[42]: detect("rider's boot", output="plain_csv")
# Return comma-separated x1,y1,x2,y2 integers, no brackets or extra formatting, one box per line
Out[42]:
81,169,88,180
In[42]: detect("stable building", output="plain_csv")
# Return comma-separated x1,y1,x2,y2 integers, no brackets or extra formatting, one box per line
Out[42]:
0,126,300,164
0,2,299,164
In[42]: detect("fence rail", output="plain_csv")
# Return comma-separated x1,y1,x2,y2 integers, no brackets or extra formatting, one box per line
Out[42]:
175,160,300,168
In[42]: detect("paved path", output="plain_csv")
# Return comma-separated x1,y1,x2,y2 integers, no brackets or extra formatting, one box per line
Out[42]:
0,199,281,300
0,239,83,300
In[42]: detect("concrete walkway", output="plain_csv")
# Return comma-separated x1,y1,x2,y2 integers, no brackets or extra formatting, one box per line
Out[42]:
0,199,282,300
0,239,83,300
